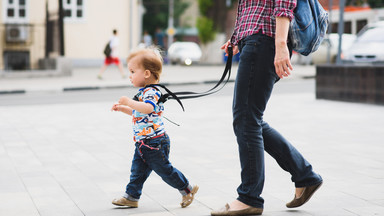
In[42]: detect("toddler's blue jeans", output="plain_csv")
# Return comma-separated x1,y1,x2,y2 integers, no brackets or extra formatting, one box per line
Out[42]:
125,133,190,200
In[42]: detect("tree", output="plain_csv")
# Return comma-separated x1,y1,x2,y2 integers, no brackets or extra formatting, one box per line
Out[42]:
347,0,384,8
196,16,215,44
196,0,216,44
367,0,384,8
142,0,189,35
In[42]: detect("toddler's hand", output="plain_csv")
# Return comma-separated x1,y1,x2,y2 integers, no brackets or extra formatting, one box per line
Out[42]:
119,96,131,106
111,103,120,112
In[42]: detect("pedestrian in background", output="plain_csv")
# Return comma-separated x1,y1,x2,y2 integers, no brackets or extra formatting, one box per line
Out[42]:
111,47,198,208
98,29,125,79
143,30,153,48
211,0,323,215
155,28,165,50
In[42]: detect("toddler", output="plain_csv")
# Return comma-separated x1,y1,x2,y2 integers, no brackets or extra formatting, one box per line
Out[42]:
111,47,198,208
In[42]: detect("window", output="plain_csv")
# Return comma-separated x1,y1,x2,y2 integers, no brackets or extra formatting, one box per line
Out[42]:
63,0,85,21
4,51,30,70
3,0,28,23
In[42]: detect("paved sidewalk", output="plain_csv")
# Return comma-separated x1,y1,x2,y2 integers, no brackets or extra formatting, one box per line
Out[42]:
1,65,384,216
0,64,316,94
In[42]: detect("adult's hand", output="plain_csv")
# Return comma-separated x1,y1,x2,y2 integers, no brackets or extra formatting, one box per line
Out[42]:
274,41,293,78
221,40,239,57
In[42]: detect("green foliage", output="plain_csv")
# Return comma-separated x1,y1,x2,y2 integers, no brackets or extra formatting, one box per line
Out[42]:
347,0,384,8
174,0,190,20
367,0,384,8
196,16,216,44
198,0,214,14
196,0,216,44
142,0,190,35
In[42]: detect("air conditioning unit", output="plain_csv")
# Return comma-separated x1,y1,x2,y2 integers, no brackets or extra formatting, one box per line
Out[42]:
6,25,29,43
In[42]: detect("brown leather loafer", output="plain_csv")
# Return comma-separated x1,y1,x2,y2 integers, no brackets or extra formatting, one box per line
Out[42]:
211,203,263,216
286,181,323,208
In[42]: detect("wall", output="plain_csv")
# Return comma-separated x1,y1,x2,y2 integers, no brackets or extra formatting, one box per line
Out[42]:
0,0,46,70
0,0,142,69
62,0,141,66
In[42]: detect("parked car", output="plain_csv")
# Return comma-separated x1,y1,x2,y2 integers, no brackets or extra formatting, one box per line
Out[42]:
312,33,356,64
168,42,202,65
292,33,356,65
343,21,384,64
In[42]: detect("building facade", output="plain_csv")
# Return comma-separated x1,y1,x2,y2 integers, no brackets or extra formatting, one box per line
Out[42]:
0,0,143,70
319,0,384,34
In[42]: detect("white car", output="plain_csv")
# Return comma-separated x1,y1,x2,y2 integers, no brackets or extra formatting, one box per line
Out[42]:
312,33,356,64
343,21,384,64
292,33,356,65
168,42,202,65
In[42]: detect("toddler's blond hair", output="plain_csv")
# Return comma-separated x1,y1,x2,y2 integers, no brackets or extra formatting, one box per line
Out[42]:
127,47,163,81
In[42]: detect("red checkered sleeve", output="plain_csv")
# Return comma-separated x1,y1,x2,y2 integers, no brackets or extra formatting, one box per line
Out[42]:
230,0,298,45
273,0,297,21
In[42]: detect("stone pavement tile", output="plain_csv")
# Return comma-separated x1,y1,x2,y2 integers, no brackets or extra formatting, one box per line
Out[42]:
19,171,84,216
126,212,174,216
0,193,40,216
1,82,384,215
344,206,384,216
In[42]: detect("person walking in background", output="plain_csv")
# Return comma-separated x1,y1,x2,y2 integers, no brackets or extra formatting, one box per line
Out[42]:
155,28,165,50
211,1,323,215
98,29,125,79
111,47,198,208
143,31,153,47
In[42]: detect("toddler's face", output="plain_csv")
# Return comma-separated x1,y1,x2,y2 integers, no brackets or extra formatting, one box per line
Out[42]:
128,57,146,87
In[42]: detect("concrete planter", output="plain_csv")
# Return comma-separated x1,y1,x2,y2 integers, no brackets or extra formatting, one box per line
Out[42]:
316,64,384,105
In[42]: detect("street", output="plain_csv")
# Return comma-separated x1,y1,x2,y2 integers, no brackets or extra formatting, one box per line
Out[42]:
0,79,315,106
1,77,384,216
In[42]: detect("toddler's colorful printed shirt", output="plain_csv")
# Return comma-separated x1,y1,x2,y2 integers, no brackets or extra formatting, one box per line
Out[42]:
132,87,165,142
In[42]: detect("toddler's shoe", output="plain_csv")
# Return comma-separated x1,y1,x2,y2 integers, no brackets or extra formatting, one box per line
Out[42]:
180,185,199,208
112,197,138,208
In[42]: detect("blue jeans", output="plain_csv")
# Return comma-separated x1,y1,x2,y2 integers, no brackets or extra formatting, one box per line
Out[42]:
233,33,322,208
125,133,190,200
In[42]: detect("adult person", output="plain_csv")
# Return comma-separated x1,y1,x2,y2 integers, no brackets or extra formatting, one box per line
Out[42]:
155,28,165,50
98,29,125,79
143,31,153,48
211,1,323,215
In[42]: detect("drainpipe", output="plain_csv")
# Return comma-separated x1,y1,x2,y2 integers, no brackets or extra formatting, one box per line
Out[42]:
45,0,49,58
58,0,65,56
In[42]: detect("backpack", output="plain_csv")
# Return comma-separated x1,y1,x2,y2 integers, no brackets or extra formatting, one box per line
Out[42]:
289,0,329,56
103,42,112,57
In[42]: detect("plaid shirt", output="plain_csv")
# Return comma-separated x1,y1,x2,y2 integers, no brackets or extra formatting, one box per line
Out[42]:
230,0,297,45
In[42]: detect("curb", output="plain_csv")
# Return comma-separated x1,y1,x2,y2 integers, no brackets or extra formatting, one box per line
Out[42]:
0,79,236,95
0,90,26,95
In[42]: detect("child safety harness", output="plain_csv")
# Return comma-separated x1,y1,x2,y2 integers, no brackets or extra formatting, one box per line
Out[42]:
133,46,233,111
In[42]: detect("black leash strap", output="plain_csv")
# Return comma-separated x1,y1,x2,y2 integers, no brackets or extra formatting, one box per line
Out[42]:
148,83,185,111
171,46,233,100
142,46,233,111
154,46,233,110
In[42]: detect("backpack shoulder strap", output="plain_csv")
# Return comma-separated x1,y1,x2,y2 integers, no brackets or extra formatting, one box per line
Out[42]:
147,84,185,111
